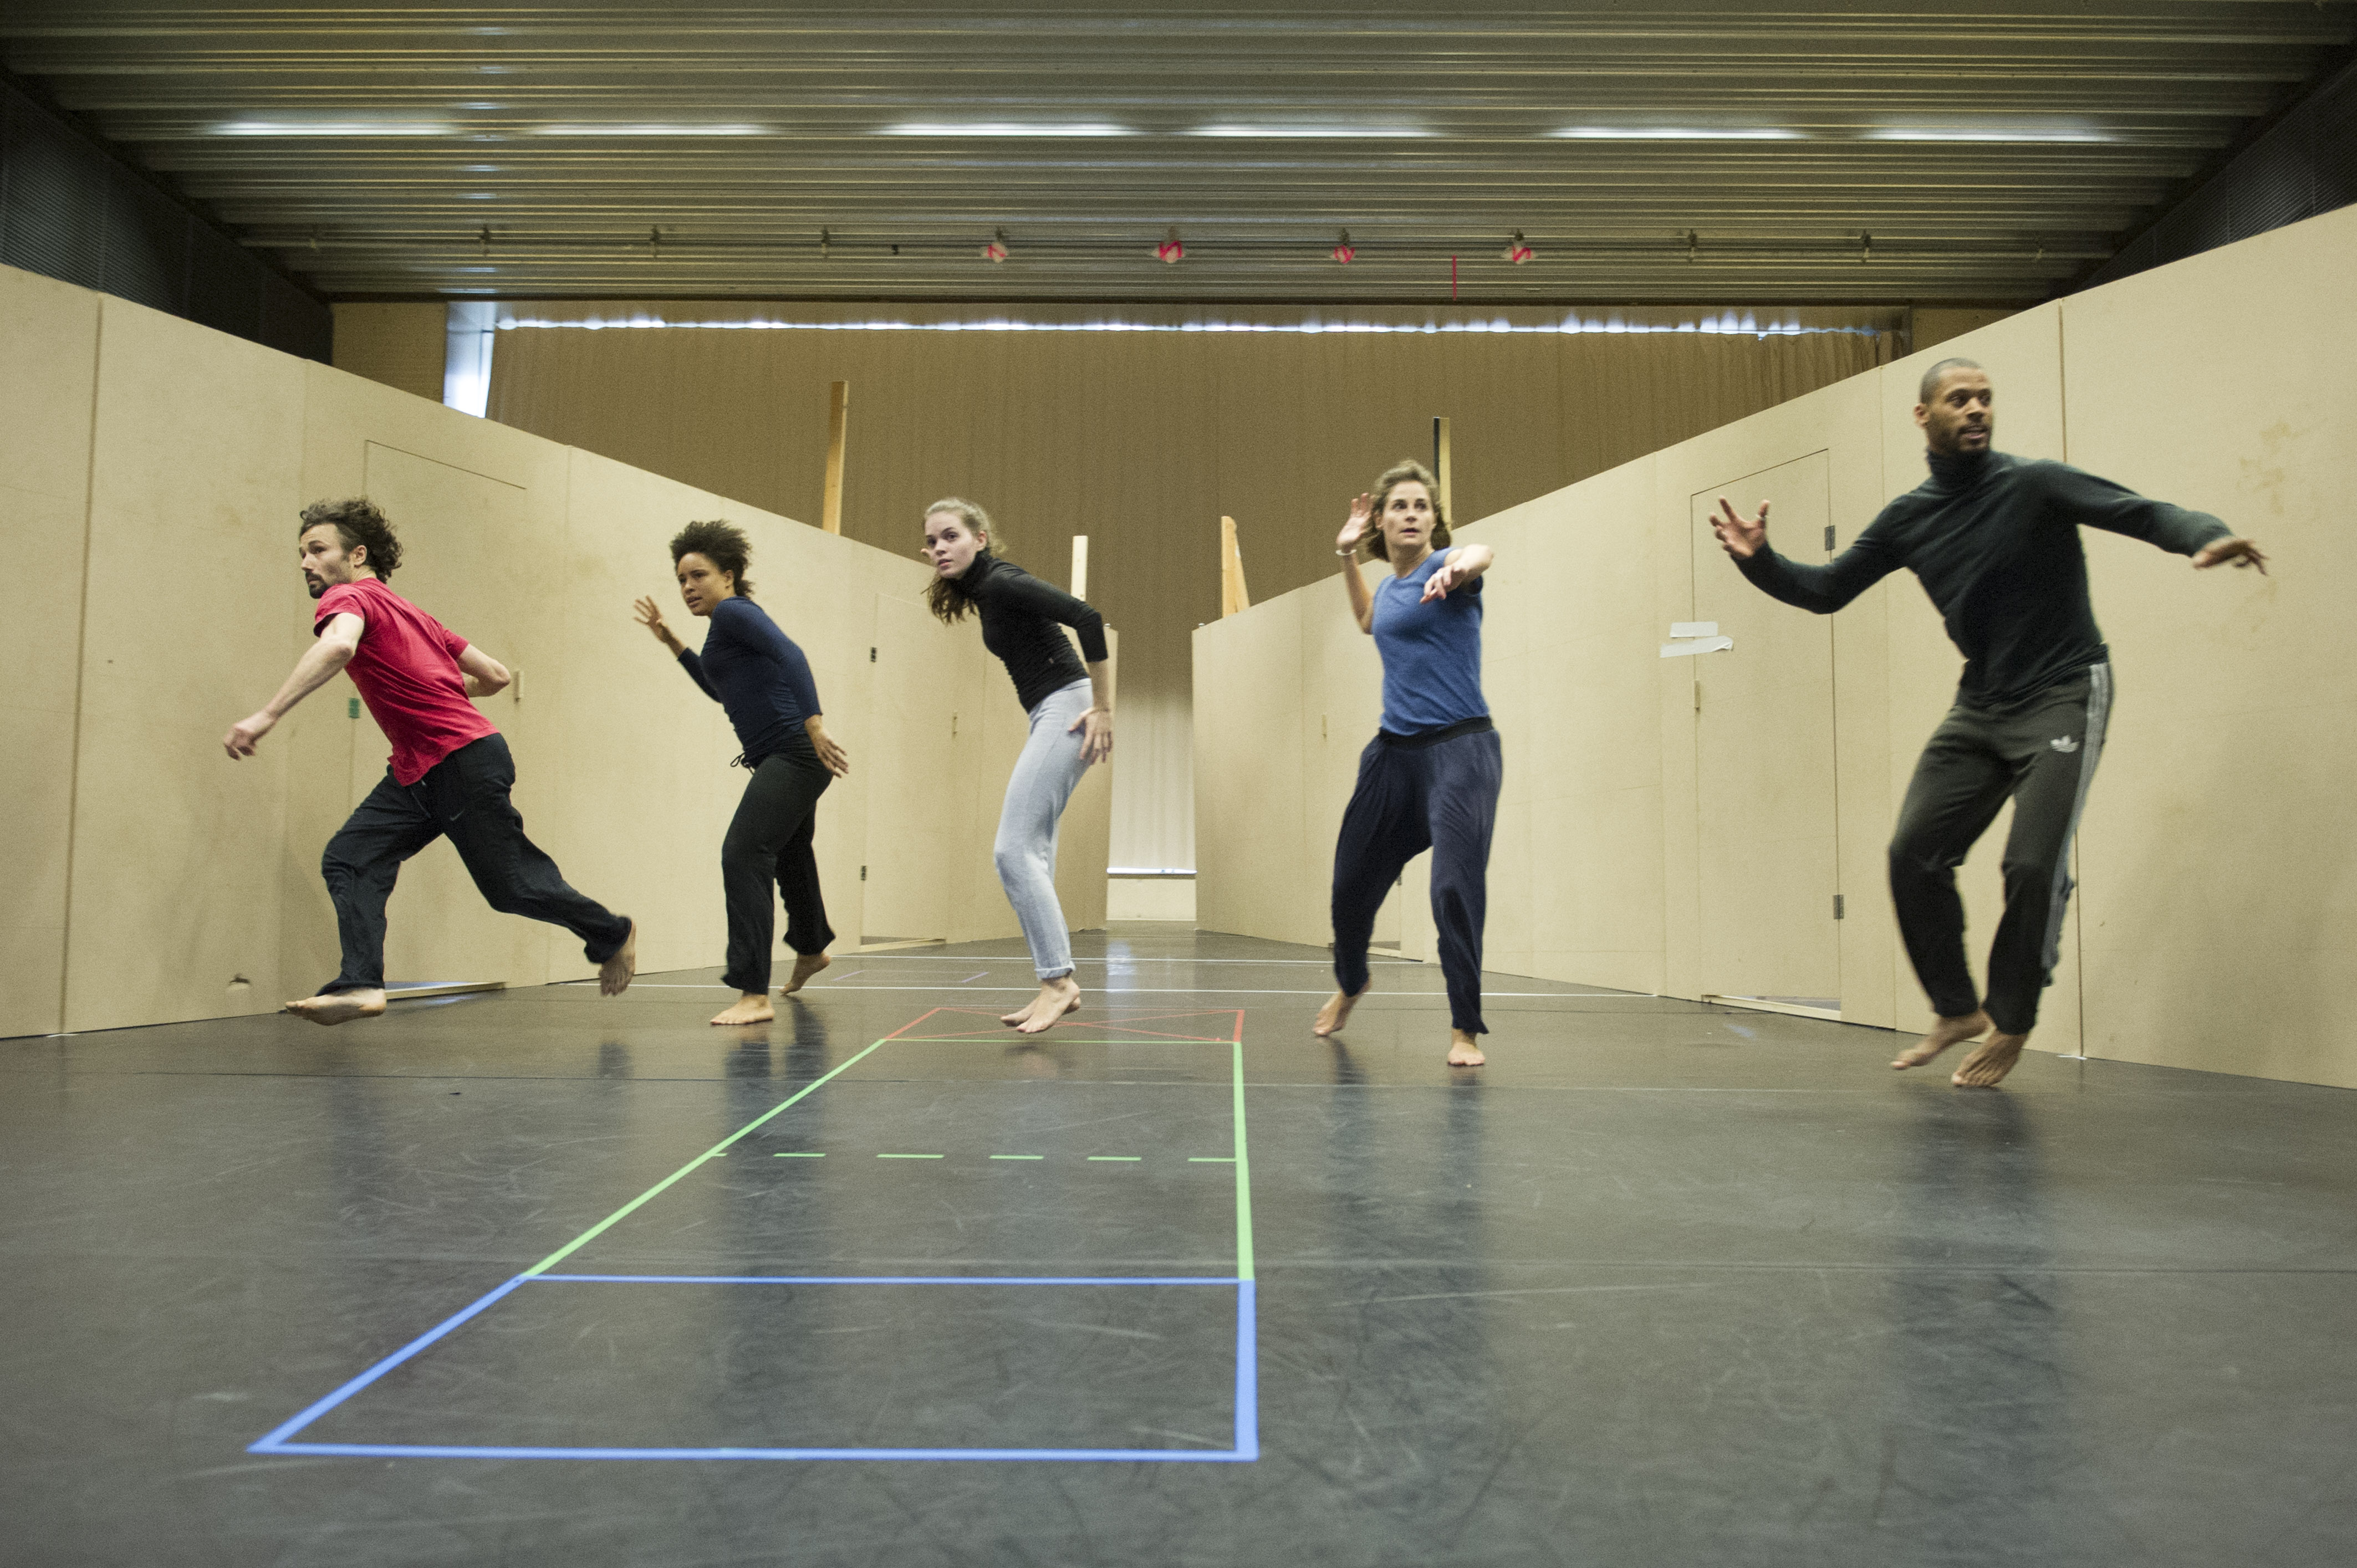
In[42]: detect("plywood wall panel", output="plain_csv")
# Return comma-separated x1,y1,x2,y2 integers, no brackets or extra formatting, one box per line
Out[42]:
0,269,98,1038
1503,458,1667,996
1192,600,1307,945
66,299,306,1031
2060,205,2356,1086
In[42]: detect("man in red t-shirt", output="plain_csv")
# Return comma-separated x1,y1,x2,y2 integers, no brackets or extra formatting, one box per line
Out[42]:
223,498,636,1024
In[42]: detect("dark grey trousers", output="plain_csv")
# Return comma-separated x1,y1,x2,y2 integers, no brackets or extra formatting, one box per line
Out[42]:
1887,663,2111,1034
721,743,835,993
320,733,631,993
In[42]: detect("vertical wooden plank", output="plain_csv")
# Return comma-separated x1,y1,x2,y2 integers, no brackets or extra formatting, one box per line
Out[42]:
821,379,849,534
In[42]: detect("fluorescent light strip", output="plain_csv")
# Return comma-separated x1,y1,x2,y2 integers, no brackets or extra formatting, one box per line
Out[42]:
1866,127,2111,143
880,122,1135,137
216,119,454,137
1188,124,1432,139
502,315,1880,340
1550,126,1804,141
535,123,771,137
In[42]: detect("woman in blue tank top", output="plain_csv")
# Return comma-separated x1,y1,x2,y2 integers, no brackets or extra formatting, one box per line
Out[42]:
1312,460,1502,1066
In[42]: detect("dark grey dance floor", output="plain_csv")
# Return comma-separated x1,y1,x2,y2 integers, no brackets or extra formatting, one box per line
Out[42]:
4,925,2353,1566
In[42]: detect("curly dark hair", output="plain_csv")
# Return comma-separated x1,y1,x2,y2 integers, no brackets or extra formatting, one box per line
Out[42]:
298,497,403,580
1356,459,1451,562
668,518,754,598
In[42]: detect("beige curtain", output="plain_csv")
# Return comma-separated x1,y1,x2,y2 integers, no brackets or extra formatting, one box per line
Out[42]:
488,304,1892,871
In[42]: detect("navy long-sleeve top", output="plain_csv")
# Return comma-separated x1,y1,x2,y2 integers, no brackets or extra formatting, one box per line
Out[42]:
676,596,823,763
955,552,1109,712
1735,448,2228,708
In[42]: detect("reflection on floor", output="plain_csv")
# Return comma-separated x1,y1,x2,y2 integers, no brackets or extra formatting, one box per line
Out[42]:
3,924,2353,1566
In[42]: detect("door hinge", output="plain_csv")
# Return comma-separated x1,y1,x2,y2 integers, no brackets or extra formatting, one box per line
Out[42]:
1693,681,1702,714
869,646,876,662
860,865,868,882
1834,893,1845,920
1823,524,1836,553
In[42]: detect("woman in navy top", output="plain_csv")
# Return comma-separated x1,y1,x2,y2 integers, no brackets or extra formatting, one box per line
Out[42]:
634,520,848,1025
1313,460,1502,1066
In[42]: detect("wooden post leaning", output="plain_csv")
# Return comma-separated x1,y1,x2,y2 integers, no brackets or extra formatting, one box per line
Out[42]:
1220,515,1251,617
822,380,850,534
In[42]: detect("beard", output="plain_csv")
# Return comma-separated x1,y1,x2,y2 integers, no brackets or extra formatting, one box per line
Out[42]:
305,575,328,600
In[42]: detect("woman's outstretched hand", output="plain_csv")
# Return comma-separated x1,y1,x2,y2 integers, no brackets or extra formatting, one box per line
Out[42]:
633,595,685,653
1336,493,1374,558
1421,551,1468,601
1069,707,1114,764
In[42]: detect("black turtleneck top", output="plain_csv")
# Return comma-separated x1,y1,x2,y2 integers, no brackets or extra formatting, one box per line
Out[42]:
953,552,1109,712
1734,449,2230,708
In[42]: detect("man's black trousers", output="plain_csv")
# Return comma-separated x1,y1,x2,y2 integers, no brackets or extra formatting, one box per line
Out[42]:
319,733,631,993
1888,663,2111,1035
1330,720,1503,1035
721,744,835,994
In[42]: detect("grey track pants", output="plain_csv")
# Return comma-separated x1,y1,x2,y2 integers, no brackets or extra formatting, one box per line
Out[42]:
994,679,1095,980
1887,663,2111,1034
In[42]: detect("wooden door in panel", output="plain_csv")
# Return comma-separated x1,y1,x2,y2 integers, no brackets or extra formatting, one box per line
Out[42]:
353,443,549,987
864,595,957,944
1688,453,1843,1010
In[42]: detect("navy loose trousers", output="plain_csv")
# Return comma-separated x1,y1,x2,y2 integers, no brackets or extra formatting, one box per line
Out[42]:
1330,721,1503,1034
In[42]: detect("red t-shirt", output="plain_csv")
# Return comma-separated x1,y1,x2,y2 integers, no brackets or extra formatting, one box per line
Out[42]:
315,578,498,785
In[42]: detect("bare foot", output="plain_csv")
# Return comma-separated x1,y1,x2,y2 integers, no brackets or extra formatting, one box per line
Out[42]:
1010,977,1083,1035
1312,984,1369,1038
1446,1029,1486,1067
599,921,638,997
1892,1009,1990,1070
283,989,387,1026
710,991,774,1026
781,952,830,995
1952,1031,2028,1089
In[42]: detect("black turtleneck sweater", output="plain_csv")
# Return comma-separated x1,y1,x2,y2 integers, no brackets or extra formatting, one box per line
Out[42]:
954,552,1109,712
1735,449,2230,708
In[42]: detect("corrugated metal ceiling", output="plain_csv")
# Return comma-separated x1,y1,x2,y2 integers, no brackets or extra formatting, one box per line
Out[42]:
4,2,2351,303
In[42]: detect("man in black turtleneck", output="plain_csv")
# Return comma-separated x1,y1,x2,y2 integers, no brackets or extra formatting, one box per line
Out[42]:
1710,358,2267,1087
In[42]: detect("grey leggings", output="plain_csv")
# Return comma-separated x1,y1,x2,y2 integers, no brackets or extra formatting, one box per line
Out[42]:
994,679,1095,980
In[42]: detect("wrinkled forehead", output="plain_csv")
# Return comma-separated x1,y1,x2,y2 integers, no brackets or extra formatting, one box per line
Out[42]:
1930,367,1993,401
299,522,344,547
1384,482,1432,508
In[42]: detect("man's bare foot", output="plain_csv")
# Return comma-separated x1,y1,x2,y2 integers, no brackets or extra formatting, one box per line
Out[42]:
711,991,775,1026
599,921,637,996
1446,1029,1486,1067
1892,1009,1990,1070
1952,1031,2028,1089
1312,984,1369,1038
1008,977,1083,1035
284,989,386,1026
781,952,830,995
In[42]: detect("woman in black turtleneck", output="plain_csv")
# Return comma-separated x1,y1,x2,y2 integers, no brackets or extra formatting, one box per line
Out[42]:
922,498,1113,1034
